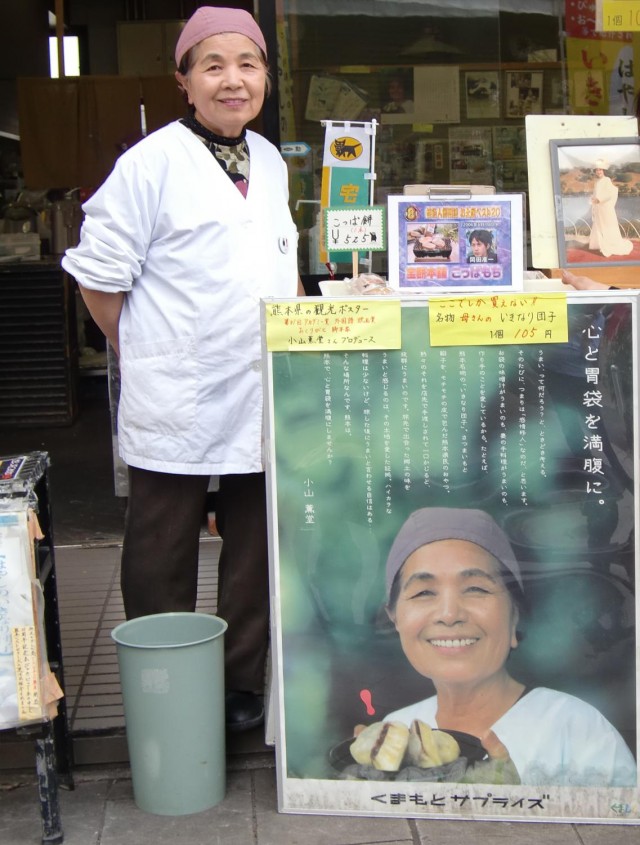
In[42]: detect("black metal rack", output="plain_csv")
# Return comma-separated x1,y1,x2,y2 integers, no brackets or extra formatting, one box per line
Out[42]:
0,451,74,844
0,262,78,428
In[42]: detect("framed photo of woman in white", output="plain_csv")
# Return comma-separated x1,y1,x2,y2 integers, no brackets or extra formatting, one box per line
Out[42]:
550,137,640,268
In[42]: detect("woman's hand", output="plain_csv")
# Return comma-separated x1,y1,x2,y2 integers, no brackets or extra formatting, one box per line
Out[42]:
561,270,608,291
461,729,520,784
479,729,510,760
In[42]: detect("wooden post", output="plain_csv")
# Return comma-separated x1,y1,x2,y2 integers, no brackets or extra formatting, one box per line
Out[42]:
352,251,358,279
55,0,65,77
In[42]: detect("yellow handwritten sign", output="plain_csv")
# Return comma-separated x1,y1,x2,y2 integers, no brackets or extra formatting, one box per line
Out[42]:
428,293,568,346
12,625,43,722
601,1,640,31
265,299,401,351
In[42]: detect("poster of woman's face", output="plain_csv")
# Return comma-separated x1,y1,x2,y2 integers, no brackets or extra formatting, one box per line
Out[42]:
265,295,639,822
380,67,415,124
550,136,640,268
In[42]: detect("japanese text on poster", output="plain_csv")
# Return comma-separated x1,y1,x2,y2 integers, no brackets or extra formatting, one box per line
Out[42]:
429,293,569,346
265,299,401,351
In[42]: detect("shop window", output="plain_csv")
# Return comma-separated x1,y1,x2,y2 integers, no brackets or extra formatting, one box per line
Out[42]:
274,2,566,274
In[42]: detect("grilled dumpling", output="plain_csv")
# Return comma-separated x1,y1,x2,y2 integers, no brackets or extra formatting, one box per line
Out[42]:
350,721,410,771
406,719,460,768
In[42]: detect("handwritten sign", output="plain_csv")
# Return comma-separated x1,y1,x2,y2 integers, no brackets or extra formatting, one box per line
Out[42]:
428,293,568,346
323,206,387,252
265,299,401,351
0,510,45,728
601,1,640,30
12,625,42,721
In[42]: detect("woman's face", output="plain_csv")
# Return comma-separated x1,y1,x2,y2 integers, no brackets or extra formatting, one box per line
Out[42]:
388,79,405,102
175,32,266,137
595,168,605,179
470,237,488,257
388,539,518,691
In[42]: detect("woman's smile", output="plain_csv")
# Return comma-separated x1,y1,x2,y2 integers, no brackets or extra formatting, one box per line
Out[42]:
428,637,479,649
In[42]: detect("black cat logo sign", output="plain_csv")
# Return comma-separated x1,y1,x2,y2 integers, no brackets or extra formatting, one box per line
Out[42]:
330,136,363,161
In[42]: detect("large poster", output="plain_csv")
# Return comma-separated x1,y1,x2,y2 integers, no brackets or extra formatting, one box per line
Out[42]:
264,293,639,822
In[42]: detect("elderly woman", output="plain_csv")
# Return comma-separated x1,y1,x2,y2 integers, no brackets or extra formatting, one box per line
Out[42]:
384,507,636,786
62,7,302,731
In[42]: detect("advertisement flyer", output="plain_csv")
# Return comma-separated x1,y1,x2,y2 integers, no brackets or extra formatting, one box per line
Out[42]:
387,195,524,292
264,293,639,822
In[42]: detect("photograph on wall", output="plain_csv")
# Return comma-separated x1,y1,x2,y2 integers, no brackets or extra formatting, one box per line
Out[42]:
413,66,461,124
264,294,639,821
550,137,640,268
414,140,445,184
505,71,543,118
465,71,500,120
494,158,528,192
448,126,493,184
386,193,524,291
380,67,415,125
305,74,369,121
492,126,526,160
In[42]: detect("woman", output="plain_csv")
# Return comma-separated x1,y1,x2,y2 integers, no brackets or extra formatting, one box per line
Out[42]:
62,7,302,731
382,74,414,115
588,159,633,258
383,507,636,786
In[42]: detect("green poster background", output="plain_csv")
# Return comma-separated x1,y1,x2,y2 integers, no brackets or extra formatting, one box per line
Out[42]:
267,297,637,792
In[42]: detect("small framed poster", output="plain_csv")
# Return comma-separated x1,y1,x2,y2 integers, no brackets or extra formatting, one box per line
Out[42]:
550,136,640,268
465,71,500,120
387,193,525,291
505,71,543,118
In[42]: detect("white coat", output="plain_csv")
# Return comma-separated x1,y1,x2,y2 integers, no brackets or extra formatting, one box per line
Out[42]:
387,687,637,787
63,121,299,474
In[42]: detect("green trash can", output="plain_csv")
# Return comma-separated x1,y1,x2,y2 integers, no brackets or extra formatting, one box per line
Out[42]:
111,612,228,816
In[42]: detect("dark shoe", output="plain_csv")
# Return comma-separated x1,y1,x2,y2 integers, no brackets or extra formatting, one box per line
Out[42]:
225,690,264,733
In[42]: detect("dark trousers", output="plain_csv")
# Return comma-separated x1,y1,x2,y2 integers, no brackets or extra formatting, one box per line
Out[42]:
121,467,270,693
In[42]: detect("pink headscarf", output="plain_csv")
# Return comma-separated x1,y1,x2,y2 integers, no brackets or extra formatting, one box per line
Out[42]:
175,6,267,67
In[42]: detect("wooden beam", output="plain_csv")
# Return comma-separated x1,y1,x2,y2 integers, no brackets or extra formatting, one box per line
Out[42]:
55,0,65,77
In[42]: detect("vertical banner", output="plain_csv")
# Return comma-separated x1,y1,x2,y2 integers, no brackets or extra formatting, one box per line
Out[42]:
565,0,636,114
276,20,296,142
264,293,639,822
320,121,375,265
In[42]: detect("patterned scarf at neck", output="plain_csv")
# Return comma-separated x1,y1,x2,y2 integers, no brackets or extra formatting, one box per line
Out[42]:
181,114,250,197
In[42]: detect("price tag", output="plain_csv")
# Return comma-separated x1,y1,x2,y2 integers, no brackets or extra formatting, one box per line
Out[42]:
429,293,569,346
601,1,640,30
